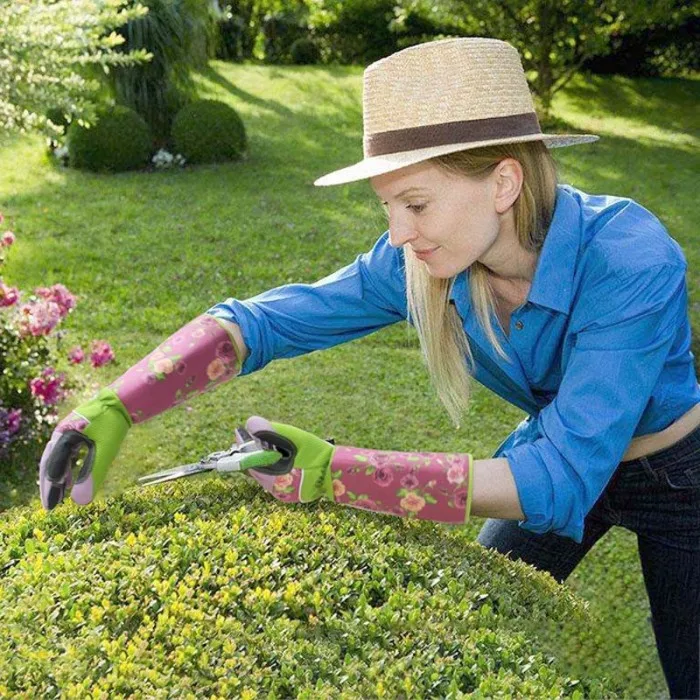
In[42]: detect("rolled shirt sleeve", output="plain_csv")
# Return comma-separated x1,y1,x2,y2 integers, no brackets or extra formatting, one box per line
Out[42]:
503,262,688,542
207,232,407,375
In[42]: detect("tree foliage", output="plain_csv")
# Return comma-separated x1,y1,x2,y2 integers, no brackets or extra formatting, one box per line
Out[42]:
436,0,696,111
0,0,150,137
107,0,219,144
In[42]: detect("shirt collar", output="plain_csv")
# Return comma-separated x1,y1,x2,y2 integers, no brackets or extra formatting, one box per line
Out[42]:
527,185,581,314
449,184,581,315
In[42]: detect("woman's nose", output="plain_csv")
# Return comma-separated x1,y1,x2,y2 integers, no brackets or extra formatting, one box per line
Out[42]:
388,212,417,248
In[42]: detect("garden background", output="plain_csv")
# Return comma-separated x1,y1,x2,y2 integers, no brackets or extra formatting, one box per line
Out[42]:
0,0,698,697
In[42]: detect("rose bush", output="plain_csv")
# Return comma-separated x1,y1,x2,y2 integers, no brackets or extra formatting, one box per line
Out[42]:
0,211,115,477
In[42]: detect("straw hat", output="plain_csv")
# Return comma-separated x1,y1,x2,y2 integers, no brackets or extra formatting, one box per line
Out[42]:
314,37,598,187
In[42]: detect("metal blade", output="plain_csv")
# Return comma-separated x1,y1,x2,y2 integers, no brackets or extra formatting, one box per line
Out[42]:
137,461,212,486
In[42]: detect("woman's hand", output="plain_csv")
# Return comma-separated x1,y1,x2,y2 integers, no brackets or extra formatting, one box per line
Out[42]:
39,389,131,510
238,416,474,524
236,416,335,503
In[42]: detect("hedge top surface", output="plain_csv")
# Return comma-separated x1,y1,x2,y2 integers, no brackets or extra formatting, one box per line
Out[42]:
0,476,617,698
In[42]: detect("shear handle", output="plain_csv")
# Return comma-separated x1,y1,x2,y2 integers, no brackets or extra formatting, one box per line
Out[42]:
245,429,297,476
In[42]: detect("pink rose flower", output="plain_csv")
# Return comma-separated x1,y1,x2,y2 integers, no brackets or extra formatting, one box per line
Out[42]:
35,284,76,318
1,231,15,247
368,452,394,468
17,299,61,337
400,473,420,490
373,466,394,487
400,492,426,513
273,473,294,491
4,408,22,435
90,340,115,368
206,358,226,381
0,280,19,307
332,479,346,498
216,339,235,361
454,490,468,509
67,346,84,364
447,463,466,485
29,368,66,406
153,358,174,375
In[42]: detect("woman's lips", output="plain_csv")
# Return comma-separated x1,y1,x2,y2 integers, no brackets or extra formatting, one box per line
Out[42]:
414,246,440,261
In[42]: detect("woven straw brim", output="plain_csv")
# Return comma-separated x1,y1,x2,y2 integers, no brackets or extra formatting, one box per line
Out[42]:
314,132,599,187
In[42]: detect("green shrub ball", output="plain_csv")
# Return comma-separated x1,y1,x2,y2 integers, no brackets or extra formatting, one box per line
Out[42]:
67,106,153,172
172,99,247,165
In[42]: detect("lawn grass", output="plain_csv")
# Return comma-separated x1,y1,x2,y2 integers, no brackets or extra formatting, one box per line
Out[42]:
1,64,698,697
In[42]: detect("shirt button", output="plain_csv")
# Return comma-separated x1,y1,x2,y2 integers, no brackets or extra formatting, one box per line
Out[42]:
515,321,524,330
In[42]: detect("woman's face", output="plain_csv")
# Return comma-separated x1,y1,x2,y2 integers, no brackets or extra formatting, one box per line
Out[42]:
370,159,511,280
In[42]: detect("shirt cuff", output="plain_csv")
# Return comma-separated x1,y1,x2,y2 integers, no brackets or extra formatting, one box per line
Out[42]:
504,443,586,544
207,300,266,377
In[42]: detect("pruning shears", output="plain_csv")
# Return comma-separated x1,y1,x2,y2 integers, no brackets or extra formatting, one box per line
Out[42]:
137,427,294,488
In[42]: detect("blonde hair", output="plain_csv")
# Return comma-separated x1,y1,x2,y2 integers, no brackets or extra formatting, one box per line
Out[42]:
404,140,558,427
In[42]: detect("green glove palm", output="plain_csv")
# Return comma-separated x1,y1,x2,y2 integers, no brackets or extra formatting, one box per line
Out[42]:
237,416,335,503
39,389,131,509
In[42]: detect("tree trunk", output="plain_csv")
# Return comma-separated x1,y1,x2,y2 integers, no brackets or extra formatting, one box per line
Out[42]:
535,0,555,114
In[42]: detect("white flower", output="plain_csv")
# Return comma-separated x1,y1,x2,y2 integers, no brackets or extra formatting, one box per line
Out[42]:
152,148,175,168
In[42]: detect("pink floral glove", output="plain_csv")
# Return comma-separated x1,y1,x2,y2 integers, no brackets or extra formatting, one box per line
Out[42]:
40,314,241,510
237,416,474,524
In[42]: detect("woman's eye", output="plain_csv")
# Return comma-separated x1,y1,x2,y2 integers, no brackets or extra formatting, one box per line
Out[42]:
407,203,426,213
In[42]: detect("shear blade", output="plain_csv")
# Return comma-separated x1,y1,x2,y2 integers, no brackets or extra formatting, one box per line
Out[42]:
137,461,211,486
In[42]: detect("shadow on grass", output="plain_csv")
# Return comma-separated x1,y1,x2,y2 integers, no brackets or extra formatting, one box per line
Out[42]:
563,73,700,135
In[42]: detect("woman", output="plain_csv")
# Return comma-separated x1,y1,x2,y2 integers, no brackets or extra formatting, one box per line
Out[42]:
39,38,699,698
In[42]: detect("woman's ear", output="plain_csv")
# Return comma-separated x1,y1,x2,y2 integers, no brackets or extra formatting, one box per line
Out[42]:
493,158,524,214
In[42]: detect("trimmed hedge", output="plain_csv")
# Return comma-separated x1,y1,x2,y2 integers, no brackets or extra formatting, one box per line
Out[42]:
172,99,247,165
67,106,152,172
0,477,620,698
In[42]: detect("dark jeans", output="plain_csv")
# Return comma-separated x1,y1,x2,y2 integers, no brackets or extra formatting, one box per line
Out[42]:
477,423,700,700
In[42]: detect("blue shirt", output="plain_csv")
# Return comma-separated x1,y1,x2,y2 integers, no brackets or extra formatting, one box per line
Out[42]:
209,184,700,543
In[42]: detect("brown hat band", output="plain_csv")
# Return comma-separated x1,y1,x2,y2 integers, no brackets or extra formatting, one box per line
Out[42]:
364,112,542,157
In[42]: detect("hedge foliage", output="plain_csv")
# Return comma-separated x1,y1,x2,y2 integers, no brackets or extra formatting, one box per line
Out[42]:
67,106,153,173
172,99,247,165
0,476,622,698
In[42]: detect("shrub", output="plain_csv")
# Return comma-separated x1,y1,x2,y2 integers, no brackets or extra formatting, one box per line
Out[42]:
262,9,308,64
172,99,247,165
0,211,115,508
106,0,217,144
67,106,153,172
309,0,398,64
0,476,622,697
290,37,321,65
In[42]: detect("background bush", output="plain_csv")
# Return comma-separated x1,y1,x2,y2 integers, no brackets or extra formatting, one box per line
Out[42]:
107,0,218,145
172,99,247,164
0,476,621,698
290,37,321,65
67,106,153,172
583,14,700,77
262,9,309,64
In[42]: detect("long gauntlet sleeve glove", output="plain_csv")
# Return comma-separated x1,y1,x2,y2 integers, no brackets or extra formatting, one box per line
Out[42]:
237,416,475,524
39,314,241,510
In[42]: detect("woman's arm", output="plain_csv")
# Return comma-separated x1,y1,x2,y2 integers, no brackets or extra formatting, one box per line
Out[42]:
218,317,249,366
471,458,525,520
